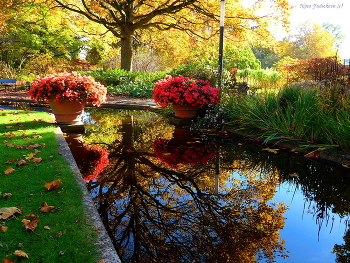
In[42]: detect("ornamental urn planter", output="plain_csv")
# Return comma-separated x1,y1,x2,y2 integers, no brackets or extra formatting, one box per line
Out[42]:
48,99,86,124
171,103,200,118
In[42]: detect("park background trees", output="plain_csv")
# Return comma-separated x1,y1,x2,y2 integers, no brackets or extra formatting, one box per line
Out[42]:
1,0,291,74
0,0,344,87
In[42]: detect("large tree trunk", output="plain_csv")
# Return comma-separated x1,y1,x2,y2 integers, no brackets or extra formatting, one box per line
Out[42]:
120,32,133,71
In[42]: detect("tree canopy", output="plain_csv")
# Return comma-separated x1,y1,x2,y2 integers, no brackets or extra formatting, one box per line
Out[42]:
278,22,338,60
52,0,291,71
0,0,88,76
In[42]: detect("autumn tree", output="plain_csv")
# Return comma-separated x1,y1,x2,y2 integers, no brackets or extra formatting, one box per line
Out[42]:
52,0,291,71
278,22,338,60
0,0,89,74
252,45,280,68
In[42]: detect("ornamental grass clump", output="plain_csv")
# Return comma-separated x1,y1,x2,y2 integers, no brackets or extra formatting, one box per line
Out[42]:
29,71,107,106
224,86,350,151
153,75,220,108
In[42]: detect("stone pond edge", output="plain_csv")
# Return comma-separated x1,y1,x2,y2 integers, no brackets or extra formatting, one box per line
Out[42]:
54,126,121,263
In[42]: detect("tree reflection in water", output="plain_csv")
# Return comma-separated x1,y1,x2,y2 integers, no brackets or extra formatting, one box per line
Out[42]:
82,111,288,263
79,109,350,263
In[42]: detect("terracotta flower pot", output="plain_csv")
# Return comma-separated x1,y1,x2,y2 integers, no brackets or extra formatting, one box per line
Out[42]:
172,103,199,118
48,99,86,124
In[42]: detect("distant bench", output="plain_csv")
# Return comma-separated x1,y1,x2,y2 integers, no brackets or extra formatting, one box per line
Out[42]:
0,79,17,91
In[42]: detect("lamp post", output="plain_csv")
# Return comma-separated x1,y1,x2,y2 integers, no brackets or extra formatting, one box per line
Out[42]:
218,0,225,88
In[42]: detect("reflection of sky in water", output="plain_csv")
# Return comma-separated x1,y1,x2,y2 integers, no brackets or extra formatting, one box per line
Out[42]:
274,182,347,262
228,171,348,262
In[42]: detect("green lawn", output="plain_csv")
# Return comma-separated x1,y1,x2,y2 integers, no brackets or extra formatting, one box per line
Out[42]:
0,109,99,262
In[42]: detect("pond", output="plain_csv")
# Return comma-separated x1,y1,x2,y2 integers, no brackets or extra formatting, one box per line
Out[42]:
66,107,350,263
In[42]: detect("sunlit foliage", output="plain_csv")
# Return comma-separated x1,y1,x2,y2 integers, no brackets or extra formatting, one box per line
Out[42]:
51,0,291,70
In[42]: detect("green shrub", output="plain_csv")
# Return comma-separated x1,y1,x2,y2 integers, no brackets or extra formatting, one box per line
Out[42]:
82,69,130,86
109,82,154,98
131,71,167,83
225,45,261,70
169,61,221,86
81,70,167,98
82,69,167,86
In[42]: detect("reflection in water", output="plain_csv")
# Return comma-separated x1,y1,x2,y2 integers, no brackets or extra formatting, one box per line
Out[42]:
65,133,109,181
67,108,350,263
153,128,217,168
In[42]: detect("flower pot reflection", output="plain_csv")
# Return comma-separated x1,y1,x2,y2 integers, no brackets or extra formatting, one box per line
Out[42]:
64,134,109,181
153,128,217,168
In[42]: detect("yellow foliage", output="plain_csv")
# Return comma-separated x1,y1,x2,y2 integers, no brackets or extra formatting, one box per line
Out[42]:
278,22,338,59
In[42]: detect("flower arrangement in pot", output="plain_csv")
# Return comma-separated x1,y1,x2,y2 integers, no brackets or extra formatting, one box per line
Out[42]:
153,75,221,118
28,71,107,124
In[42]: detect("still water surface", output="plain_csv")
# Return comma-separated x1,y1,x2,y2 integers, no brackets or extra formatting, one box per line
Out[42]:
71,108,350,263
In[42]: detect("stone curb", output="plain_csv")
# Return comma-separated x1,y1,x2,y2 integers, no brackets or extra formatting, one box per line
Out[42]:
54,126,121,263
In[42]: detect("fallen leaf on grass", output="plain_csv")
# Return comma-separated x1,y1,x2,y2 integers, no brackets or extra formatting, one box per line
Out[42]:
5,159,19,164
40,202,56,213
44,179,62,191
22,214,39,232
24,153,36,160
2,257,16,263
29,143,41,148
0,226,8,232
16,160,27,167
32,157,42,163
13,250,28,258
0,207,21,219
2,193,12,199
4,167,15,175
